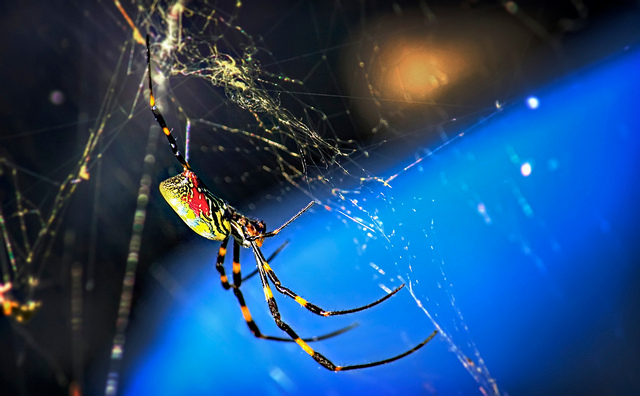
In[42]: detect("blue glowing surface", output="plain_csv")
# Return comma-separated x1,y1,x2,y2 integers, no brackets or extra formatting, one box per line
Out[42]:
124,46,640,395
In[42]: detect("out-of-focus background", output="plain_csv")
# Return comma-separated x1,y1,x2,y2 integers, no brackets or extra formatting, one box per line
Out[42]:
1,1,639,395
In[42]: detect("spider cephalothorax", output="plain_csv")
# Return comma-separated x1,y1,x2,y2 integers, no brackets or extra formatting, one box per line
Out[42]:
229,213,267,248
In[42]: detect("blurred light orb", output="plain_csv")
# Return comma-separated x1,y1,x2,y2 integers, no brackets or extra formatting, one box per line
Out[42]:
371,37,468,103
526,96,539,109
520,161,532,177
503,1,518,14
49,90,65,105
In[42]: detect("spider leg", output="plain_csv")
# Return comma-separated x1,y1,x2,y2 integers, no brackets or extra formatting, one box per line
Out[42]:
147,35,191,171
255,201,315,240
251,240,404,317
232,240,242,286
214,238,232,290
217,239,356,342
250,241,438,371
241,240,289,283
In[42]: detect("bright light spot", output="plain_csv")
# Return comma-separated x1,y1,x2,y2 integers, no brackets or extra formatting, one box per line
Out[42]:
526,96,539,109
389,46,450,100
369,36,478,104
477,202,492,224
520,162,532,177
49,90,65,105
161,39,173,53
110,345,123,359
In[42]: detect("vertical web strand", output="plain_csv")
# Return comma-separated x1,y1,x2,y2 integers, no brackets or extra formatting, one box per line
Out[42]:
104,125,158,395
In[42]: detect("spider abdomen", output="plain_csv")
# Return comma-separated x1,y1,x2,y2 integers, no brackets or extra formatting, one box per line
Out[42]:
159,170,230,240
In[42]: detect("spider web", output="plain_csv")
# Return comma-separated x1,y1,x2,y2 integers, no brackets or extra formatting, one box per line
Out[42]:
1,1,639,395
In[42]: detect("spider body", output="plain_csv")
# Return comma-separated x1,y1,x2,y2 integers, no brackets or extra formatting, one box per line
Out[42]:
160,168,267,247
147,35,436,371
159,169,229,241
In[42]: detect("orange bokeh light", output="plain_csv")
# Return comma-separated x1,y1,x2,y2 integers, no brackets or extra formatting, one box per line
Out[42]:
371,36,473,104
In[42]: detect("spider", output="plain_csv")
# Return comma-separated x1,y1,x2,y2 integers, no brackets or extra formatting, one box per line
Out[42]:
146,36,437,371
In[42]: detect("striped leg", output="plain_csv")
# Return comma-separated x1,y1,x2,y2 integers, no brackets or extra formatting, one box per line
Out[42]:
250,241,438,371
218,240,356,342
252,241,404,317
232,241,243,286
231,284,355,342
241,240,289,283
214,238,232,290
